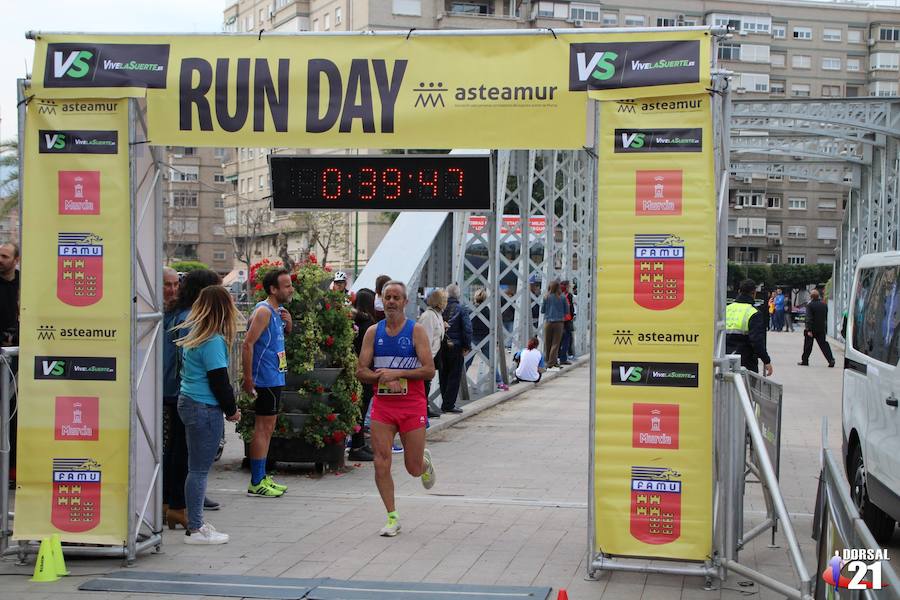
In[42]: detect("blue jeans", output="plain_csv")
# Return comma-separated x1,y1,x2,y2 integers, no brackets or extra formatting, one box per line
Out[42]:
177,395,223,531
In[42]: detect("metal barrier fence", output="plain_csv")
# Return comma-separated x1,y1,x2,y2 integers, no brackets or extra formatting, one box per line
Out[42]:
813,438,900,600
0,346,16,557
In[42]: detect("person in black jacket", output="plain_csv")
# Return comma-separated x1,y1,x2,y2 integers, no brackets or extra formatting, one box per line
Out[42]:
798,289,836,367
350,288,378,461
439,284,472,413
725,279,773,376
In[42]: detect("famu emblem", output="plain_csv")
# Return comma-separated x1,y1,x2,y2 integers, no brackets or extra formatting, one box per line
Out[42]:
57,232,103,306
52,458,101,532
630,466,682,544
633,234,684,310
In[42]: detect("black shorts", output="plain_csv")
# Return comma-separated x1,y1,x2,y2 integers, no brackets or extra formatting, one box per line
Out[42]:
254,386,283,416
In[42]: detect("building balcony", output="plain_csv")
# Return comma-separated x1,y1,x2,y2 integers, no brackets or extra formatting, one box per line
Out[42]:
436,11,520,29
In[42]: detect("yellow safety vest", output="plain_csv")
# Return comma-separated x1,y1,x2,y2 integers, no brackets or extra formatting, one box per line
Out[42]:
725,302,757,335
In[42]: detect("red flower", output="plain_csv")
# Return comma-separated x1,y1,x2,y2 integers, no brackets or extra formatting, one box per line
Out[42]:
352,425,361,433
333,431,345,442
290,273,297,281
316,385,325,394
325,303,331,310
350,393,358,403
326,413,337,422
324,265,332,272
325,336,335,347
255,283,263,291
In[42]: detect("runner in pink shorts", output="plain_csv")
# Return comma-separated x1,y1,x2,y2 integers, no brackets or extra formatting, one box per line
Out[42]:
357,281,437,537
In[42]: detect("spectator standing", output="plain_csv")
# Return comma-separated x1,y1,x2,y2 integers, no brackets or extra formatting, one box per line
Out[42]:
0,243,19,484
514,337,545,383
541,280,567,369
169,268,223,528
350,288,378,461
798,289,836,367
176,286,242,544
439,284,472,414
417,288,447,417
466,289,507,391
784,292,795,332
558,280,575,364
162,267,185,525
725,279,774,376
374,274,391,321
773,288,786,332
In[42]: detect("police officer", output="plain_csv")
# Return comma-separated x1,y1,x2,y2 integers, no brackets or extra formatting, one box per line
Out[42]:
726,278,774,376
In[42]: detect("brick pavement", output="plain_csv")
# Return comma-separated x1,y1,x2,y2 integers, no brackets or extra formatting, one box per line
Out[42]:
1,331,846,600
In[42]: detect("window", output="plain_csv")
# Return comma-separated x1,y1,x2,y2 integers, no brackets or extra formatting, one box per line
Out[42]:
819,198,837,210
312,18,319,30
787,255,806,265
571,5,600,21
822,57,841,70
768,172,784,181
656,17,676,27
770,80,785,95
259,8,265,24
213,250,227,261
718,43,740,61
847,85,860,97
789,174,809,183
736,190,765,207
871,53,900,71
817,255,835,265
792,54,811,69
171,190,198,208
791,83,811,97
172,244,198,260
735,217,764,236
738,73,769,92
213,225,226,236
767,223,782,238
817,226,838,240
214,196,225,209
171,166,198,182
879,27,900,41
168,218,199,235
767,196,782,209
848,29,863,43
767,252,781,264
852,266,900,365
728,218,737,236
788,197,807,210
602,13,617,25
741,44,770,63
214,147,226,158
624,15,644,26
681,18,698,26
787,225,807,239
214,173,225,183
770,53,786,68
248,148,254,160
393,0,422,16
742,16,770,34
847,58,861,72
324,13,330,30
772,25,786,39
793,27,812,40
258,174,265,190
871,81,899,96
224,207,237,226
712,15,740,30
335,7,342,24
822,85,841,97
239,179,245,194
823,28,842,42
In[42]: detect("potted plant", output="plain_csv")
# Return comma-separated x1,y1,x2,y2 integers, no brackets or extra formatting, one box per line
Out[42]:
234,255,361,472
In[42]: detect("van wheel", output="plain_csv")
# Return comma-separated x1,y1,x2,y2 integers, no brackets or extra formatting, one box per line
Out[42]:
849,445,896,543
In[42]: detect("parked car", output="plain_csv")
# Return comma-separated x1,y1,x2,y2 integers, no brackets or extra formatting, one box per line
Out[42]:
842,251,900,542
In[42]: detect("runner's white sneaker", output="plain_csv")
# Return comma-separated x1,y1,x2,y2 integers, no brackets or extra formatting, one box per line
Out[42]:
379,518,401,537
184,523,229,545
421,449,435,490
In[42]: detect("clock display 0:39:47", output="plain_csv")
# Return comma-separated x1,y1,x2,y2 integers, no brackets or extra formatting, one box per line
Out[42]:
294,167,466,201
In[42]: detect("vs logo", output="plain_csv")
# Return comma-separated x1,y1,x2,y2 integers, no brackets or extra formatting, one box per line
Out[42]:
621,132,645,149
619,365,644,382
575,51,619,83
41,359,66,377
53,49,96,80
44,133,66,151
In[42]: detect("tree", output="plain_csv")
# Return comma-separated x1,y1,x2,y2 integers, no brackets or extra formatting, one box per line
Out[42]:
300,211,348,268
0,139,18,220
230,205,270,295
169,260,210,272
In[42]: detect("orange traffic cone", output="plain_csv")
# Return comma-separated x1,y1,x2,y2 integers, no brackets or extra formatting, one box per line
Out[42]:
557,589,569,600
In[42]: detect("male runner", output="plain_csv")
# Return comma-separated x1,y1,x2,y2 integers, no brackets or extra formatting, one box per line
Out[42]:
356,281,436,536
242,268,293,497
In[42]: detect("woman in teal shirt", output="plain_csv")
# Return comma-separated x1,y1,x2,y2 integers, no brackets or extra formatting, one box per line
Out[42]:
176,286,242,545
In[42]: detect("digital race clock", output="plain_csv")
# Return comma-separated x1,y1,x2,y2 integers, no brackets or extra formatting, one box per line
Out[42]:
269,154,492,211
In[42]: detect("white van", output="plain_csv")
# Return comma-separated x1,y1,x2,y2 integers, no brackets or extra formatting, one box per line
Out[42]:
842,251,900,543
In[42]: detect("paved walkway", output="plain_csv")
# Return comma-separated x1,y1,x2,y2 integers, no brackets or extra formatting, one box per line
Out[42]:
2,331,849,600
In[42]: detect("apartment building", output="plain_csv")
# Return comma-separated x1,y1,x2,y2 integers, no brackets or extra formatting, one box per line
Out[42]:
164,146,234,275
222,0,900,269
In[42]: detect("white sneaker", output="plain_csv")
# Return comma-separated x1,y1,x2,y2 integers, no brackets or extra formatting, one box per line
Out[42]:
421,448,436,490
184,522,229,545
379,519,401,537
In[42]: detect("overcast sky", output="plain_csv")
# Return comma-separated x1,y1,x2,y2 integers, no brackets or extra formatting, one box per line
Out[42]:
0,1,227,141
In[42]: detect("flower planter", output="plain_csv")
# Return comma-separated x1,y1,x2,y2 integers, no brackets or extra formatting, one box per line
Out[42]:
283,368,343,391
243,438,345,473
281,391,336,413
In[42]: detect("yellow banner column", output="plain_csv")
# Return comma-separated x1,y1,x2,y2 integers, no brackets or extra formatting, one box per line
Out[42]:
592,95,716,560
15,98,131,544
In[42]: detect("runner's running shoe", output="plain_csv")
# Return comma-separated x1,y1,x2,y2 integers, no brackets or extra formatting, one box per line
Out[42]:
263,475,287,493
379,517,401,537
421,449,435,490
247,480,284,498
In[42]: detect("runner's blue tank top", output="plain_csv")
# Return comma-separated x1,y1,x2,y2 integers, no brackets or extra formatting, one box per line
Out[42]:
373,319,425,405
251,301,286,387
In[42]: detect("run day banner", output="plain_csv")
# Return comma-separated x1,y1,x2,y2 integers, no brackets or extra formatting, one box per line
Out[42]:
29,30,710,149
14,97,131,544
592,94,715,560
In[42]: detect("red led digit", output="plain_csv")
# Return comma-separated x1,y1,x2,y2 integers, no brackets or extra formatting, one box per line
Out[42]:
446,168,464,199
322,168,342,200
359,167,377,200
418,169,439,199
382,168,401,200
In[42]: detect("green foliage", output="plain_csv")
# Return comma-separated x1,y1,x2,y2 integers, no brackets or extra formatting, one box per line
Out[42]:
169,260,210,273
728,262,833,293
0,138,19,220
